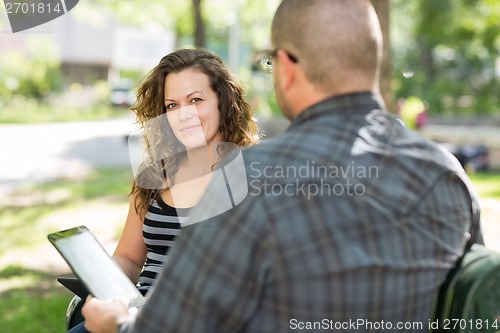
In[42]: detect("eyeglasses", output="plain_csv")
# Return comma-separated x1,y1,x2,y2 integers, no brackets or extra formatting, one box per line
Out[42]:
254,48,299,74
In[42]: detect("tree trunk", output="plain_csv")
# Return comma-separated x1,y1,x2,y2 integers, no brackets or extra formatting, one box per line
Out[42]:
193,0,206,48
419,38,436,82
371,0,394,113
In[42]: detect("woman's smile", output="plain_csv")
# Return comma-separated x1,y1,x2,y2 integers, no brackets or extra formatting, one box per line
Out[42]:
180,124,202,133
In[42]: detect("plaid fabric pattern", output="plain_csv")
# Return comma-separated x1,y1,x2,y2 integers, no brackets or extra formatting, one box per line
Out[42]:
120,92,480,333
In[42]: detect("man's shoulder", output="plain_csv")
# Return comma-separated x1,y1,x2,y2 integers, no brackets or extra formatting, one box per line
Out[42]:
242,132,296,160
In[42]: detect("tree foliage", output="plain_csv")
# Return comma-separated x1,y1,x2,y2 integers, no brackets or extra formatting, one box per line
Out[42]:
392,0,500,115
0,36,61,100
5,0,495,117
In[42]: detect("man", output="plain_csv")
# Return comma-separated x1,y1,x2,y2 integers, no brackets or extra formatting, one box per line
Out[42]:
83,0,481,332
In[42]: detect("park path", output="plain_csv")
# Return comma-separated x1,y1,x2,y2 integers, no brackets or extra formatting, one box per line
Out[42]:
0,115,137,197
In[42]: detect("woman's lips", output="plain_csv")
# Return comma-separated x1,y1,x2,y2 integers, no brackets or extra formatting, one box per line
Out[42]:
180,124,202,133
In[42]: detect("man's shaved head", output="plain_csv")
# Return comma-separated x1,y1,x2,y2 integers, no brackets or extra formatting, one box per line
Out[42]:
271,0,382,93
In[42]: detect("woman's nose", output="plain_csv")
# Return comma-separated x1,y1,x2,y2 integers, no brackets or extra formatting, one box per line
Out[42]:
179,105,195,121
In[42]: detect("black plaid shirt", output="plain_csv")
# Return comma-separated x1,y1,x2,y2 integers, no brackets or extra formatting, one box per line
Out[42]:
120,92,480,333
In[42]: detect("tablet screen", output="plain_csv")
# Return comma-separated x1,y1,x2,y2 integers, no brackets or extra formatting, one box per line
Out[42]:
48,226,144,304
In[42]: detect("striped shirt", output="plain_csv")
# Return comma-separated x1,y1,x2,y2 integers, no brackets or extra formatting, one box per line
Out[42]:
138,196,189,291
121,92,481,333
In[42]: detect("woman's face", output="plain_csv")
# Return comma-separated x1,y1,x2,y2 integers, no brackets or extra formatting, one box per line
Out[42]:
164,68,223,149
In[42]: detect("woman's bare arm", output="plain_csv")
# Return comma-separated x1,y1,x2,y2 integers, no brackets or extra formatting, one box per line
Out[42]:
112,192,147,284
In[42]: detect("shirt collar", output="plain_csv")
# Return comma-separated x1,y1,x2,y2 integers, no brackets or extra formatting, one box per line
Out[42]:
289,91,386,129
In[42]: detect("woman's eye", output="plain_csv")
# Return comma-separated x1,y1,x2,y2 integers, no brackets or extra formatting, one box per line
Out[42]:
191,98,202,103
166,103,177,110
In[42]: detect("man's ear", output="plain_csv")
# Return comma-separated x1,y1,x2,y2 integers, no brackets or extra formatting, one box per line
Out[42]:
276,49,297,91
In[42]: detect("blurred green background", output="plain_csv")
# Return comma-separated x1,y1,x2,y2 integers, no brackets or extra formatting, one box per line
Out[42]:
1,0,499,332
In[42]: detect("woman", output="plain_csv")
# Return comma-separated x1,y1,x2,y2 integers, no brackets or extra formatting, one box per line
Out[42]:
68,48,258,333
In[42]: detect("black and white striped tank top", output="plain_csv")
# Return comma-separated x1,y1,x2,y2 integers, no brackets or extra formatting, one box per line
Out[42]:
138,195,191,291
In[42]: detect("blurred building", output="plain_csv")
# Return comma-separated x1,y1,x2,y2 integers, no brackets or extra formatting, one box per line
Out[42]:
0,6,175,87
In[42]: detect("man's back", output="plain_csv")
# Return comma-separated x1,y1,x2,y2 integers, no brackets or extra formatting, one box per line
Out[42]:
234,92,473,331
114,93,475,333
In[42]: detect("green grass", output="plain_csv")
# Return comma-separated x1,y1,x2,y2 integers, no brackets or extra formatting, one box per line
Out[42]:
0,290,70,333
0,100,130,124
0,167,132,333
30,168,133,201
0,168,132,257
0,266,72,333
0,168,498,333
469,171,500,200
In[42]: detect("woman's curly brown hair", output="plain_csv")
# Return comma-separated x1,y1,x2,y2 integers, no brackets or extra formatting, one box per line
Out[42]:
130,48,258,215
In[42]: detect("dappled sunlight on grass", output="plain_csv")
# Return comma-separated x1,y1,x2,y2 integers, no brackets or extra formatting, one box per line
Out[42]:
468,171,500,253
0,100,129,124
0,167,132,333
0,205,59,255
0,265,55,292
0,168,498,332
469,171,500,200
0,168,131,257
0,265,71,332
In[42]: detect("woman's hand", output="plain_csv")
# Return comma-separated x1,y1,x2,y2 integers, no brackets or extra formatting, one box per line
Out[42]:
82,296,133,333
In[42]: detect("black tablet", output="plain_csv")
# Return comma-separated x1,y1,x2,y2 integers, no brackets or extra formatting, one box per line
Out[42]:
57,276,90,299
